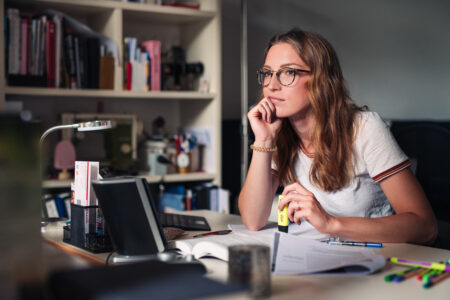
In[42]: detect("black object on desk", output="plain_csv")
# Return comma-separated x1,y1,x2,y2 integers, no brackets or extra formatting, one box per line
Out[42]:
92,177,210,263
159,212,211,231
47,260,243,300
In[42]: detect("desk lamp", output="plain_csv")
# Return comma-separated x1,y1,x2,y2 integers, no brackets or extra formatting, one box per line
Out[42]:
40,120,112,221
40,120,113,143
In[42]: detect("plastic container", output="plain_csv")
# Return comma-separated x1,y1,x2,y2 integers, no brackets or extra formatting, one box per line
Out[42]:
145,140,167,175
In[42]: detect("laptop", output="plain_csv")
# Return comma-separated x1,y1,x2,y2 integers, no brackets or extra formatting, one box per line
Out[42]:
91,177,209,263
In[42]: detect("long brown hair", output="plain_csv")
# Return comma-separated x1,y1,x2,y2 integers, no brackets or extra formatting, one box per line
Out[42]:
267,28,365,192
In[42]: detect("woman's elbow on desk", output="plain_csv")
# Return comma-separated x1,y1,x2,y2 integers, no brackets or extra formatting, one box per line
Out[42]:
419,215,438,245
241,216,267,231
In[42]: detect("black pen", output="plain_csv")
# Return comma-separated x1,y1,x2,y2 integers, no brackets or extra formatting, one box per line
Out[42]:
193,229,232,238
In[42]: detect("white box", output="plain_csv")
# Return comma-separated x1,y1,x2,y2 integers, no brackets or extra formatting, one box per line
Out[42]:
74,161,99,206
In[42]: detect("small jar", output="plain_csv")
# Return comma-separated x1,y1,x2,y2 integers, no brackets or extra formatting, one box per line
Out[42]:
145,140,167,175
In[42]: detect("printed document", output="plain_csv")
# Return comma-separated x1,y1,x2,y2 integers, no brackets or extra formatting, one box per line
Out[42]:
272,232,385,275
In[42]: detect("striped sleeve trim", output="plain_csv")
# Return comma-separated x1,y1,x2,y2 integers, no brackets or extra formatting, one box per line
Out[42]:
372,160,411,182
271,168,279,176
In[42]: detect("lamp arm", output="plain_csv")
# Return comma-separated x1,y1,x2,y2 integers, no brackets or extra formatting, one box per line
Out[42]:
40,124,79,143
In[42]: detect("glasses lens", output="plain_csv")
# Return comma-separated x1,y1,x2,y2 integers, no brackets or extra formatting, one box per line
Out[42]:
257,69,271,86
279,69,296,86
257,70,264,85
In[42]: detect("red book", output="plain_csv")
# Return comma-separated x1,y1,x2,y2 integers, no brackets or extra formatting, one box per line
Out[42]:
126,61,132,90
46,20,56,87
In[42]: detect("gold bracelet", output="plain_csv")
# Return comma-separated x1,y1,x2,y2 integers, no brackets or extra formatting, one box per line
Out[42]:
250,144,277,152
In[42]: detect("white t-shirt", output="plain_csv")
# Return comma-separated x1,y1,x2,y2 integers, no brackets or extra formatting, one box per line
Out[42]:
272,111,411,219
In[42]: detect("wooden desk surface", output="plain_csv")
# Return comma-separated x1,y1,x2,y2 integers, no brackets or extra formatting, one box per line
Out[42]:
42,210,450,300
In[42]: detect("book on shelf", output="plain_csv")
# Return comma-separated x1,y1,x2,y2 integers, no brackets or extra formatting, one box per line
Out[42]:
73,35,81,88
63,26,77,88
86,37,101,89
7,8,20,75
141,40,161,91
45,20,56,87
5,8,116,89
99,55,115,89
20,18,28,75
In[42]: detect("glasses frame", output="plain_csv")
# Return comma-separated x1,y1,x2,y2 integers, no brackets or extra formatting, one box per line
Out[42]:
257,67,311,87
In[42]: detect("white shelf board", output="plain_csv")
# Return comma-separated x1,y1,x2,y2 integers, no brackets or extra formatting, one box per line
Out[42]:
42,172,216,188
139,172,216,183
7,0,216,24
5,87,215,100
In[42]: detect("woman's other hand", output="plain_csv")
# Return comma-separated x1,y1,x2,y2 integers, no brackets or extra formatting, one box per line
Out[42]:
279,182,336,233
248,97,282,146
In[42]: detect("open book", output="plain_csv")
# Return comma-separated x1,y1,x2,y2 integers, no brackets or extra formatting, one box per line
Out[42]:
170,232,271,261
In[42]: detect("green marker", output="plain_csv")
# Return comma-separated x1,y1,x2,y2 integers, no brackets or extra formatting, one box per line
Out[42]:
384,266,420,282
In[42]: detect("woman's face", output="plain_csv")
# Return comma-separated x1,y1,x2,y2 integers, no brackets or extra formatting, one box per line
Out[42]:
263,42,312,119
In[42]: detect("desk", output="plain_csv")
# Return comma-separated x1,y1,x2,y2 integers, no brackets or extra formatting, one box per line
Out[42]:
42,210,450,300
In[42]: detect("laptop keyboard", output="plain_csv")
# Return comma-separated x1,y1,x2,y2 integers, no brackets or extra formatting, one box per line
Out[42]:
159,213,211,231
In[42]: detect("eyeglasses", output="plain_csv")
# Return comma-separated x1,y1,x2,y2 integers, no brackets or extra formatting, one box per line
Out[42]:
257,67,311,87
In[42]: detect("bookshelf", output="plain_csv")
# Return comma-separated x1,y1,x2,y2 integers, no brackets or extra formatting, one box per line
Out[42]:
1,0,222,186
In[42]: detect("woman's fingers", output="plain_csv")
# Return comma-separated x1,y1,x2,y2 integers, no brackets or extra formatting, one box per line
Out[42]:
287,201,300,222
282,182,311,196
278,191,314,210
260,101,272,123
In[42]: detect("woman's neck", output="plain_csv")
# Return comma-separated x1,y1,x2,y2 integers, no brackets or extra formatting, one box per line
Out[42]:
289,111,315,152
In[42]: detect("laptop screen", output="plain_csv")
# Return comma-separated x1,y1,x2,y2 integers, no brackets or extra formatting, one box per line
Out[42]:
92,177,167,256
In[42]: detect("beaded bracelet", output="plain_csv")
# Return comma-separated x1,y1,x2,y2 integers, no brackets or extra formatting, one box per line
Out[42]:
250,144,277,152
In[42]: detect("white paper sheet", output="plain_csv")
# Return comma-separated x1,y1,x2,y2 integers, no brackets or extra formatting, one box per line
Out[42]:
272,232,385,275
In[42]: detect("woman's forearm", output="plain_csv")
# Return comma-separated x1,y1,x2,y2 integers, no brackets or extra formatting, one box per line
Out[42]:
328,212,438,244
238,151,277,230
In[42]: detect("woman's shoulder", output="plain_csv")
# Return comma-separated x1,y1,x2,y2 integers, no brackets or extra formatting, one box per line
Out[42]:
354,111,389,134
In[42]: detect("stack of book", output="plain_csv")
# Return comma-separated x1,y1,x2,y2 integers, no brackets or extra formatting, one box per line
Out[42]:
5,8,115,89
123,37,161,91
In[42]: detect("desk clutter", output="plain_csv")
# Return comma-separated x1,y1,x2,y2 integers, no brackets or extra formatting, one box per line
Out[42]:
385,257,450,289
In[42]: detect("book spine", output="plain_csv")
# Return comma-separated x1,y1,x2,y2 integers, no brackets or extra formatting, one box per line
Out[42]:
54,15,62,88
152,41,161,91
65,29,77,88
26,17,32,75
39,15,47,76
73,36,81,89
141,40,161,91
20,18,28,75
7,8,20,75
33,19,41,76
46,20,56,87
86,38,100,89
126,61,132,90
31,18,37,75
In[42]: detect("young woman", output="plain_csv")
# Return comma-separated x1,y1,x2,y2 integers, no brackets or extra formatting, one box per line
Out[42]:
238,28,437,244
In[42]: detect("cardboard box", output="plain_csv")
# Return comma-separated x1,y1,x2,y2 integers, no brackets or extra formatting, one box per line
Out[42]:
74,161,99,206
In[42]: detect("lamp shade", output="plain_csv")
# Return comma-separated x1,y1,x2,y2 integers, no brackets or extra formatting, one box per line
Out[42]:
54,140,76,170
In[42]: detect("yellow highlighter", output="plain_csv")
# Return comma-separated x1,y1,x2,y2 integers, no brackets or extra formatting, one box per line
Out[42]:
278,195,288,233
